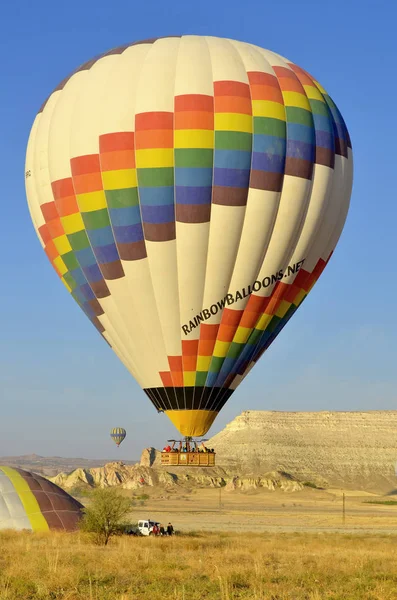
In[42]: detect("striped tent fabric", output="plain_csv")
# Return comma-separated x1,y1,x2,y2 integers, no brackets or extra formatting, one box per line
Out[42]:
0,467,83,531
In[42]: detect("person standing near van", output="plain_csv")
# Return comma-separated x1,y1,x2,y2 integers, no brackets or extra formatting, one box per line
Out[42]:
167,522,174,536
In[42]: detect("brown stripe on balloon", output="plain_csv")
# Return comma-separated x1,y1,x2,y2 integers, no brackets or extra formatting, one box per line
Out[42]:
212,186,248,206
92,317,105,333
90,280,110,298
285,157,313,180
335,137,348,158
117,240,147,260
316,147,334,169
143,222,176,242
89,299,104,317
99,261,124,280
249,170,284,192
176,204,211,223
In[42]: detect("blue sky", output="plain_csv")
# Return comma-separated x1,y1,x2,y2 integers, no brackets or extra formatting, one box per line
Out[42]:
0,0,395,460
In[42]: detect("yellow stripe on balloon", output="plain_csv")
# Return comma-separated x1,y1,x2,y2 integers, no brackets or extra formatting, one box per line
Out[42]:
214,113,253,133
61,213,85,235
251,100,286,121
0,467,49,532
53,234,72,255
77,191,107,213
174,130,214,149
102,169,137,190
135,148,174,168
282,91,311,111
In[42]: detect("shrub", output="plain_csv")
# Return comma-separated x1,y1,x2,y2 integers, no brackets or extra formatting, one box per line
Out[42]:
79,488,132,545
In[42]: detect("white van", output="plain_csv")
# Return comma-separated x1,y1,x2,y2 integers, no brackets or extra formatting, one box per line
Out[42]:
138,519,160,536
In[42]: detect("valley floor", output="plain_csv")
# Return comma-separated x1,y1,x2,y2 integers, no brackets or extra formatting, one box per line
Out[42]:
126,486,397,535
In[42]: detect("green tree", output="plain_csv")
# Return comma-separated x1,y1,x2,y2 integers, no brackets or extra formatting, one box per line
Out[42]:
79,488,131,545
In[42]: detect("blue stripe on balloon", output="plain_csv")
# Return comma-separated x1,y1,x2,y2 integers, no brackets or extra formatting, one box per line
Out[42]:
286,140,314,162
75,247,97,268
287,123,315,145
205,372,218,387
93,243,120,264
214,150,252,170
80,282,95,301
213,167,250,188
176,186,212,205
113,223,144,243
141,204,175,224
312,114,333,134
214,357,237,387
84,263,104,283
175,167,213,187
73,287,88,305
70,268,88,287
252,135,286,155
109,206,142,227
139,187,174,206
88,226,115,248
251,152,285,172
315,130,334,149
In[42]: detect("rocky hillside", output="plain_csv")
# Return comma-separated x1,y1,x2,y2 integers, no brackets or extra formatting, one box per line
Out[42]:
208,411,397,491
50,449,304,493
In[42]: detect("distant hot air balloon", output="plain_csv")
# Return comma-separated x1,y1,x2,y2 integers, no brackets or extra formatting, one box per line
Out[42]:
25,36,353,440
111,427,126,447
0,467,83,531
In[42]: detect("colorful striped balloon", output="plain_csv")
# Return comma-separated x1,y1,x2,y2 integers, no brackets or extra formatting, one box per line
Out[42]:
25,36,353,438
0,467,83,531
110,427,126,447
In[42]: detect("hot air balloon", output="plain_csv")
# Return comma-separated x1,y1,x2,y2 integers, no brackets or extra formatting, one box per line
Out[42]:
25,36,353,451
111,427,126,447
0,467,83,531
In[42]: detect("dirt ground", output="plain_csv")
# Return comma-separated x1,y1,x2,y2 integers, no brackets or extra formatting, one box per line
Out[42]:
127,486,397,534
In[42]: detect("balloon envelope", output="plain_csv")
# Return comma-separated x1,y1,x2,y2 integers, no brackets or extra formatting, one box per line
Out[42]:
110,427,126,446
0,467,83,531
25,35,353,438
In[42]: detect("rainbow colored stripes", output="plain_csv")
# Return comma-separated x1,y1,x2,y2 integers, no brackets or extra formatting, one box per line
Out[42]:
249,71,286,192
174,94,214,223
136,112,175,241
213,81,252,206
27,36,352,429
100,132,146,260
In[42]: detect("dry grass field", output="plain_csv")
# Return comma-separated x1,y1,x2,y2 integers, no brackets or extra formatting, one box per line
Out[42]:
1,529,397,599
2,487,397,599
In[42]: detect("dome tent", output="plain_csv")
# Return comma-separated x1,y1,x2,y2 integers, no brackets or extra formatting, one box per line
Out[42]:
0,466,83,532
